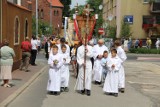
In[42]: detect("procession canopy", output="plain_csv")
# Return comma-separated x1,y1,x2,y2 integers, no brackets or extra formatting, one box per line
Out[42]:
74,4,96,42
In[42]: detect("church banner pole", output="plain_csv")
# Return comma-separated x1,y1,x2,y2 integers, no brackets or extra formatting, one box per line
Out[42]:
83,4,93,89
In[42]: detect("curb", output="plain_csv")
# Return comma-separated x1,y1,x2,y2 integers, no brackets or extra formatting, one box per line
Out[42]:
0,66,48,107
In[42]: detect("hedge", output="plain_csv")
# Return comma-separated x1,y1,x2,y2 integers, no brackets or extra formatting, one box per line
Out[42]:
129,48,160,54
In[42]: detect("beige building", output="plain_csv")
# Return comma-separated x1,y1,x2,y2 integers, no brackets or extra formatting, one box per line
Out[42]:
103,0,160,39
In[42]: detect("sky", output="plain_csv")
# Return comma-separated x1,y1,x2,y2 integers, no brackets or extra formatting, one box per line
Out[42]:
70,0,86,9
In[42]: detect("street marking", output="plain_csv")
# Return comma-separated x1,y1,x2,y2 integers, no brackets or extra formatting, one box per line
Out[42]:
127,81,160,86
137,57,160,61
143,89,160,93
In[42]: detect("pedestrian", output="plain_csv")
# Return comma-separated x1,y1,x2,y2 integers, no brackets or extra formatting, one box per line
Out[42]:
114,40,127,93
74,39,93,96
123,38,128,52
139,39,143,48
44,39,51,59
19,37,32,72
101,51,109,83
57,38,70,55
89,40,94,69
30,36,38,66
103,49,122,97
134,39,139,49
71,43,78,77
47,45,63,95
93,39,109,85
146,38,152,49
155,38,160,50
60,45,71,92
127,38,132,50
37,37,41,54
0,39,15,87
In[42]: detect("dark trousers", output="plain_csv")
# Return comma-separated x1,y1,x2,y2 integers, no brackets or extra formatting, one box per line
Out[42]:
91,57,94,69
45,52,49,59
30,50,37,65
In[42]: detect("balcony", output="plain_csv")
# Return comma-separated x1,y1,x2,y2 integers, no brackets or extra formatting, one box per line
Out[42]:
150,2,160,13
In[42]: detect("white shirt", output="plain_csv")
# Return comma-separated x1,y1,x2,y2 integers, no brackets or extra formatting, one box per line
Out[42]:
37,40,41,46
31,40,38,50
156,40,160,48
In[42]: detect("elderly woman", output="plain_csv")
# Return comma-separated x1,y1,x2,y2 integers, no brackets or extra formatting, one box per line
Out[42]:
0,39,15,87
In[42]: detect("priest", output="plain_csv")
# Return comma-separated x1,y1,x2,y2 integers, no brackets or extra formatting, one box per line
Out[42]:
93,39,109,84
74,39,93,96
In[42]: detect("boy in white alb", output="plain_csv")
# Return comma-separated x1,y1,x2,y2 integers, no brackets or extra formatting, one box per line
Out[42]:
103,49,122,97
101,51,109,83
47,45,63,95
60,45,71,92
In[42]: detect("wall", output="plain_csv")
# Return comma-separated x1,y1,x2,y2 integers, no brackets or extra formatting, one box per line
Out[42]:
103,0,151,39
120,0,150,39
0,0,2,43
2,0,32,70
31,0,63,35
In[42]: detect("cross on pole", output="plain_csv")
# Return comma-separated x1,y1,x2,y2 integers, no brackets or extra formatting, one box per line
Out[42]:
83,4,94,89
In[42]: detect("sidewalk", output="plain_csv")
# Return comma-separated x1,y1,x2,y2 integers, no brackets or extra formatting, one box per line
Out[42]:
0,57,48,106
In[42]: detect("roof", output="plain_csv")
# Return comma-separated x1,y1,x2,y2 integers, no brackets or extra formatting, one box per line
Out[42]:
47,0,64,8
7,1,32,12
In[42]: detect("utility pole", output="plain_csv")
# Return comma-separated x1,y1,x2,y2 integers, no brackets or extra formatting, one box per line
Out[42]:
36,0,38,37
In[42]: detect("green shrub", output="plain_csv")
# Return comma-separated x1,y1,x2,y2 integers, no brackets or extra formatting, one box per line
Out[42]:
129,48,160,54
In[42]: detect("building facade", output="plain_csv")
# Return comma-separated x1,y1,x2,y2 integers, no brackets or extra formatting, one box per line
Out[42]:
31,0,64,35
103,0,160,39
1,0,32,70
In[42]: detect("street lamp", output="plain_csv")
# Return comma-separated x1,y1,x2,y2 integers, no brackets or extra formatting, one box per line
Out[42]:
36,0,38,37
64,17,68,39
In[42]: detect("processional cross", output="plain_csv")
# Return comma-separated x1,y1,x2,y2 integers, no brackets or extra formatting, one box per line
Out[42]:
83,4,94,88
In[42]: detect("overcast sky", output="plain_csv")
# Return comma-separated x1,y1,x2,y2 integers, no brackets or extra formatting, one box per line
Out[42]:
70,0,86,9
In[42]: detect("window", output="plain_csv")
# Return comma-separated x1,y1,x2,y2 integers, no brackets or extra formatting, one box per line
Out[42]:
56,10,59,16
28,4,32,10
143,16,155,24
13,0,17,4
54,10,59,16
40,9,44,19
14,16,20,45
143,0,150,3
38,9,40,19
24,19,28,38
54,10,56,16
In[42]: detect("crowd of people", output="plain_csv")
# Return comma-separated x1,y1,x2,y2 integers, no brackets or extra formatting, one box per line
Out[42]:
45,37,127,97
0,36,128,97
121,37,160,52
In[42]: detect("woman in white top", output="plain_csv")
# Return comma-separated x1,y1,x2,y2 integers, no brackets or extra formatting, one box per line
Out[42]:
123,39,129,52
155,39,160,50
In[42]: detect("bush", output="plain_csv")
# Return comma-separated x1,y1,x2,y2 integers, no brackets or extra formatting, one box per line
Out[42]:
129,48,160,54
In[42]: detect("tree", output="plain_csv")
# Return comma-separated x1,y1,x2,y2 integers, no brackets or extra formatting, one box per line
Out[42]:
60,0,71,17
120,20,132,38
106,25,116,39
32,17,53,36
86,0,103,36
69,5,85,18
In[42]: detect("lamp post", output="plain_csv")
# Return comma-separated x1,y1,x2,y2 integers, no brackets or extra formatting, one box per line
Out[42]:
64,17,68,39
36,0,38,37
50,0,52,28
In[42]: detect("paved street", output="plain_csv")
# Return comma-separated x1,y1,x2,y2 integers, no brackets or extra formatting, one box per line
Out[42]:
1,53,160,107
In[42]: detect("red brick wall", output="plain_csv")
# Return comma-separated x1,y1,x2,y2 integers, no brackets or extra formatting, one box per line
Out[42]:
32,0,63,35
2,0,32,70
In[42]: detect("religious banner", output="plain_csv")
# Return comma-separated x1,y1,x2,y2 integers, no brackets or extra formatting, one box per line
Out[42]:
74,14,96,41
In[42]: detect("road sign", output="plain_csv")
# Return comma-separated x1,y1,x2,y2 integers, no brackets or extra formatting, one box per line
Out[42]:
98,28,104,35
124,15,133,24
